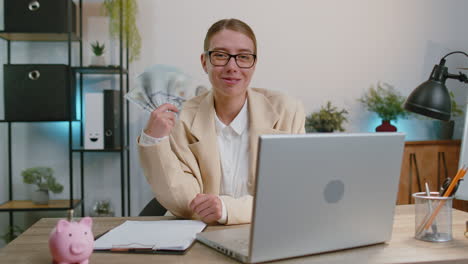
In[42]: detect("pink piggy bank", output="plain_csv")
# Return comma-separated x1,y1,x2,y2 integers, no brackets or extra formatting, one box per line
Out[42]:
49,217,94,264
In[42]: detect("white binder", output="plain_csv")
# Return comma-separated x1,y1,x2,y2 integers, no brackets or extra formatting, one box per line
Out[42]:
84,92,104,149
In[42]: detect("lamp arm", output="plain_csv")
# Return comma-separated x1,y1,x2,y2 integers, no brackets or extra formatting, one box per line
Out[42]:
436,51,468,83
446,72,468,83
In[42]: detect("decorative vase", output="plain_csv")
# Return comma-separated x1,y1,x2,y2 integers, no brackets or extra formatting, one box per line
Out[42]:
32,189,49,205
90,55,105,66
438,120,454,140
316,128,334,133
375,120,397,132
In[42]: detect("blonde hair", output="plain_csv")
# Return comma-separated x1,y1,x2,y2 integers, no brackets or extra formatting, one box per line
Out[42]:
203,18,257,53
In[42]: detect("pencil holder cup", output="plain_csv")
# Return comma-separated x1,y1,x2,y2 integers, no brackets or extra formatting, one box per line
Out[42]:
413,192,454,242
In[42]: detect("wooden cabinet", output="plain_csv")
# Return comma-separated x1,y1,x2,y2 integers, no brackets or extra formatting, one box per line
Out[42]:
397,140,461,205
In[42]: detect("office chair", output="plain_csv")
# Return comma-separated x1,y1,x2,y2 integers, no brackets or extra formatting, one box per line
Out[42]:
139,198,167,216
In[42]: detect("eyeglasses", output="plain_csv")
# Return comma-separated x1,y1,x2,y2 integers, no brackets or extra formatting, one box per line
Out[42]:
206,51,257,69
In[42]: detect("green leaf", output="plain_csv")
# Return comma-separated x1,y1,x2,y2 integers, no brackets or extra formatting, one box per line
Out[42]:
21,167,63,194
305,101,348,132
1,225,23,244
102,0,141,62
358,82,409,121
449,91,464,118
91,41,105,56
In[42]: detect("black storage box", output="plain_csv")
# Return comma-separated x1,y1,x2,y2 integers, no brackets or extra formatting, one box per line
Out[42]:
3,0,76,33
4,64,76,121
104,90,122,149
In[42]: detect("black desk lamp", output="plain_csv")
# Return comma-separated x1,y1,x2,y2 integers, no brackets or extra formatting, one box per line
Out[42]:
404,51,468,121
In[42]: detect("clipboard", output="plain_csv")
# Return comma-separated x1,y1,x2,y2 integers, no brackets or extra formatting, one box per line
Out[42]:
93,243,196,255
93,220,207,255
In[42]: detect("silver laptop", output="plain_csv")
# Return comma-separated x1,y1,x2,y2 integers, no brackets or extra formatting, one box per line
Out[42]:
196,133,405,263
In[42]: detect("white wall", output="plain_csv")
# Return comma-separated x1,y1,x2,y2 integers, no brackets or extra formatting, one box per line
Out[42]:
134,0,468,138
130,0,468,202
1,0,468,247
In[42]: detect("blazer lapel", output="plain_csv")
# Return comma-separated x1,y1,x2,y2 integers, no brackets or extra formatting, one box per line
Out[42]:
246,88,283,193
188,89,286,195
189,92,222,194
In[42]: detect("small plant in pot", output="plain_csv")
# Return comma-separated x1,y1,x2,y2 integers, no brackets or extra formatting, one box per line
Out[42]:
22,167,64,205
1,225,23,244
358,82,409,132
305,101,348,133
437,91,464,139
91,200,115,217
90,41,106,66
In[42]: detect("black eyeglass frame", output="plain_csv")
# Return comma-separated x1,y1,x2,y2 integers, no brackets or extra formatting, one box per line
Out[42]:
206,50,257,69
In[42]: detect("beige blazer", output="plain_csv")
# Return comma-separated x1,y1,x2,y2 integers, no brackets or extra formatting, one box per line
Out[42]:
138,88,305,225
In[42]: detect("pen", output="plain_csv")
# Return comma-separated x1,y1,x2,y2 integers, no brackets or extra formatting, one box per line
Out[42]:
424,182,438,236
110,243,156,252
110,247,155,253
419,166,467,232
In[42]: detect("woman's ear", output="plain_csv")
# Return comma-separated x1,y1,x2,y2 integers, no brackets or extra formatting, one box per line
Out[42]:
200,53,208,74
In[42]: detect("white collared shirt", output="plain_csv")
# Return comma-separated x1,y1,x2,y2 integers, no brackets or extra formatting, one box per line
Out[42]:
214,100,250,199
139,100,250,224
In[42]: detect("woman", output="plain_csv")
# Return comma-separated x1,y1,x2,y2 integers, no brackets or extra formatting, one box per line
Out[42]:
138,18,305,225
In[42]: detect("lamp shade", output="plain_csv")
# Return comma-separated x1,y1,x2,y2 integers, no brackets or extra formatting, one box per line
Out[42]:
404,79,451,121
404,63,452,121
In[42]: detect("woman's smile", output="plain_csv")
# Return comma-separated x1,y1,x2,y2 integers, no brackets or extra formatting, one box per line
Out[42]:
222,77,241,85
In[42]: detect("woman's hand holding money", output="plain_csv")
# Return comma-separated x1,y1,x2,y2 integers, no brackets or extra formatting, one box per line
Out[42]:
144,103,179,138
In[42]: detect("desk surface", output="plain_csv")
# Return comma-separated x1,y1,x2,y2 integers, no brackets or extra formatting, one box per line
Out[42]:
1,205,468,264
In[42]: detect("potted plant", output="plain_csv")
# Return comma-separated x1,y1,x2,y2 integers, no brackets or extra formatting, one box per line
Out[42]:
358,82,409,132
102,0,141,62
90,41,106,66
1,225,23,244
22,167,64,205
91,200,115,217
305,101,348,133
437,91,464,139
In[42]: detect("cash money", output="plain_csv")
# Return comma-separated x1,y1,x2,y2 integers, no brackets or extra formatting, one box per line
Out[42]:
125,64,196,113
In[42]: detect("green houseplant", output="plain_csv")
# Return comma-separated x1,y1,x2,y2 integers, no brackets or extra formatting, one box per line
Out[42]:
102,0,141,62
305,101,348,133
449,91,464,118
437,91,464,139
91,41,105,56
22,167,64,205
358,82,409,132
1,225,23,244
90,41,106,66
91,200,115,217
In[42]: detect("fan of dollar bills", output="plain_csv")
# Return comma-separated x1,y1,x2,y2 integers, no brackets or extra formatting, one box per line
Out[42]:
125,64,204,113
